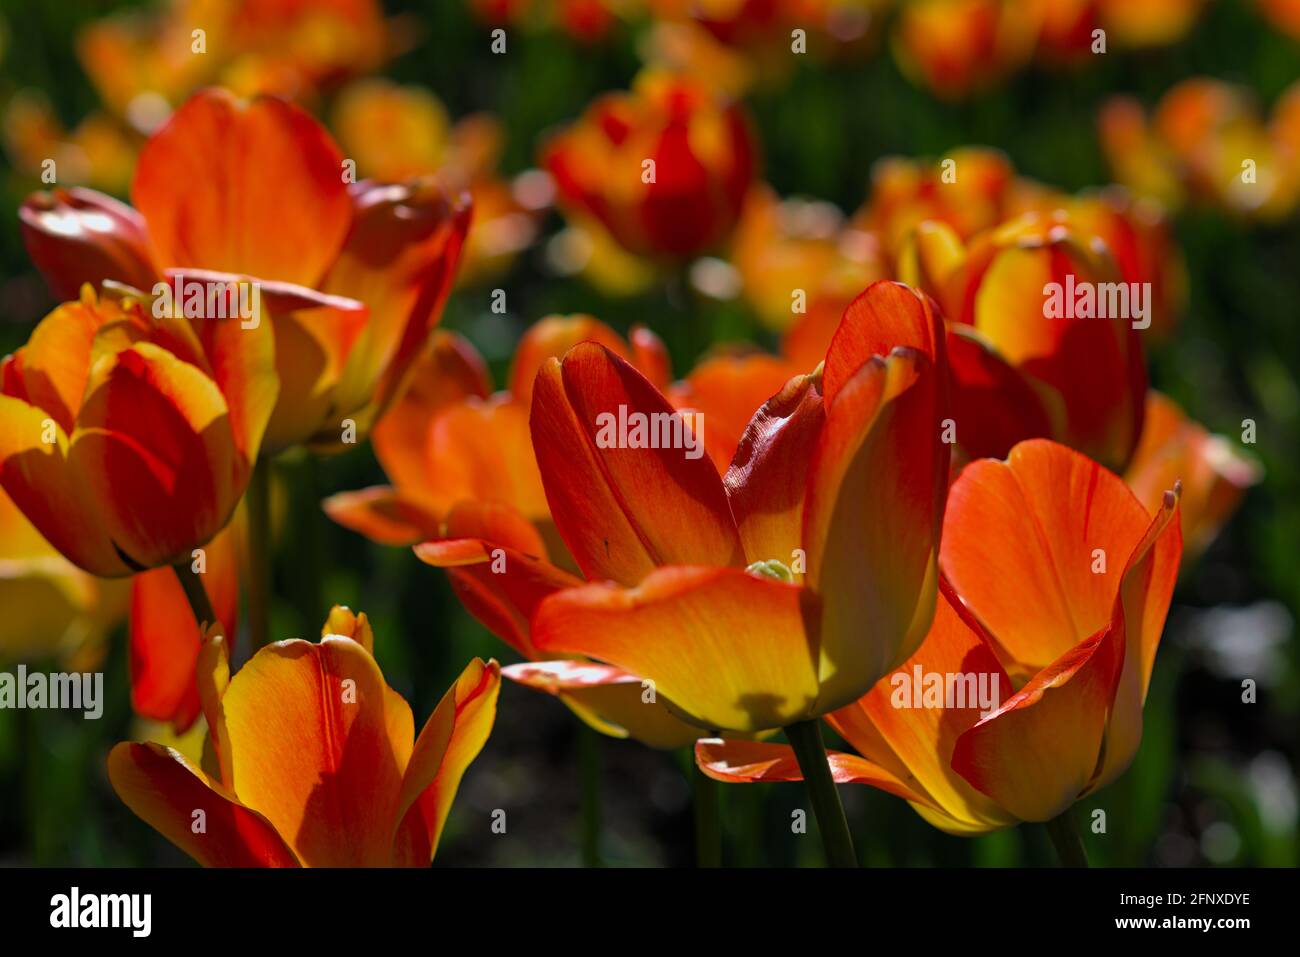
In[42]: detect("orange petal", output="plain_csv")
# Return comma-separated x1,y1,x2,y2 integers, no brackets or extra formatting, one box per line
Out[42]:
250,279,369,452
322,180,472,430
221,637,414,867
370,331,492,494
323,485,444,546
724,369,825,572
133,90,351,286
951,623,1122,822
503,660,703,749
416,395,550,521
107,742,299,867
6,293,114,433
129,526,239,731
669,352,800,473
822,280,944,405
70,342,238,569
19,187,156,302
184,273,280,465
0,394,130,576
530,343,743,586
804,347,948,713
532,565,819,732
960,225,1147,470
941,439,1157,675
828,583,1018,833
1093,483,1182,787
1124,391,1260,559
321,606,376,656
416,529,582,660
694,739,923,801
509,314,636,406
392,658,500,864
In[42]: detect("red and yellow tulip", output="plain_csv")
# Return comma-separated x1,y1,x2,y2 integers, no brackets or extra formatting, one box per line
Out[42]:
1100,78,1300,221
699,439,1182,831
0,286,276,578
20,88,471,453
542,70,758,258
109,608,500,866
522,281,949,733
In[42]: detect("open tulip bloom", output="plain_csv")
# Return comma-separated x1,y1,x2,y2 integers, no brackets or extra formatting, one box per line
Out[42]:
19,87,471,453
109,608,500,867
698,438,1183,863
409,280,951,864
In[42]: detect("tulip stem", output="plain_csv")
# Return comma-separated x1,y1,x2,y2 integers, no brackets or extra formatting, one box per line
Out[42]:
784,719,858,867
1045,807,1089,867
171,561,216,631
577,723,602,867
692,759,722,867
246,459,273,649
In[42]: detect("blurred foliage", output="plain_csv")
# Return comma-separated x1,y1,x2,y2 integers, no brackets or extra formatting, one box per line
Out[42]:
0,0,1297,866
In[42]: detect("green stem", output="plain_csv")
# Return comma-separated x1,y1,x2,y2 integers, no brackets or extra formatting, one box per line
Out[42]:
692,758,722,868
245,459,273,649
784,719,858,867
577,723,602,867
1045,807,1089,868
171,561,216,630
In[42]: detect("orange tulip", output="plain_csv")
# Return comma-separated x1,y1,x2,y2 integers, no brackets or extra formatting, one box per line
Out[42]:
1100,78,1300,220
1125,392,1261,562
0,286,276,577
852,147,1037,264
698,439,1182,831
890,0,1041,99
523,281,949,733
77,0,392,114
20,88,471,452
1035,0,1204,59
899,213,1148,471
542,70,758,258
109,609,500,866
327,317,704,748
729,184,888,332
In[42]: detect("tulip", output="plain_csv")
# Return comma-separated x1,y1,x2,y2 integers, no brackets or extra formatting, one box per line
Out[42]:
327,317,705,749
527,280,949,735
109,608,500,867
890,0,1041,100
698,439,1182,854
542,70,758,258
899,213,1148,471
0,286,276,577
1099,78,1300,220
1125,392,1260,562
77,0,391,114
20,88,471,453
729,184,887,332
